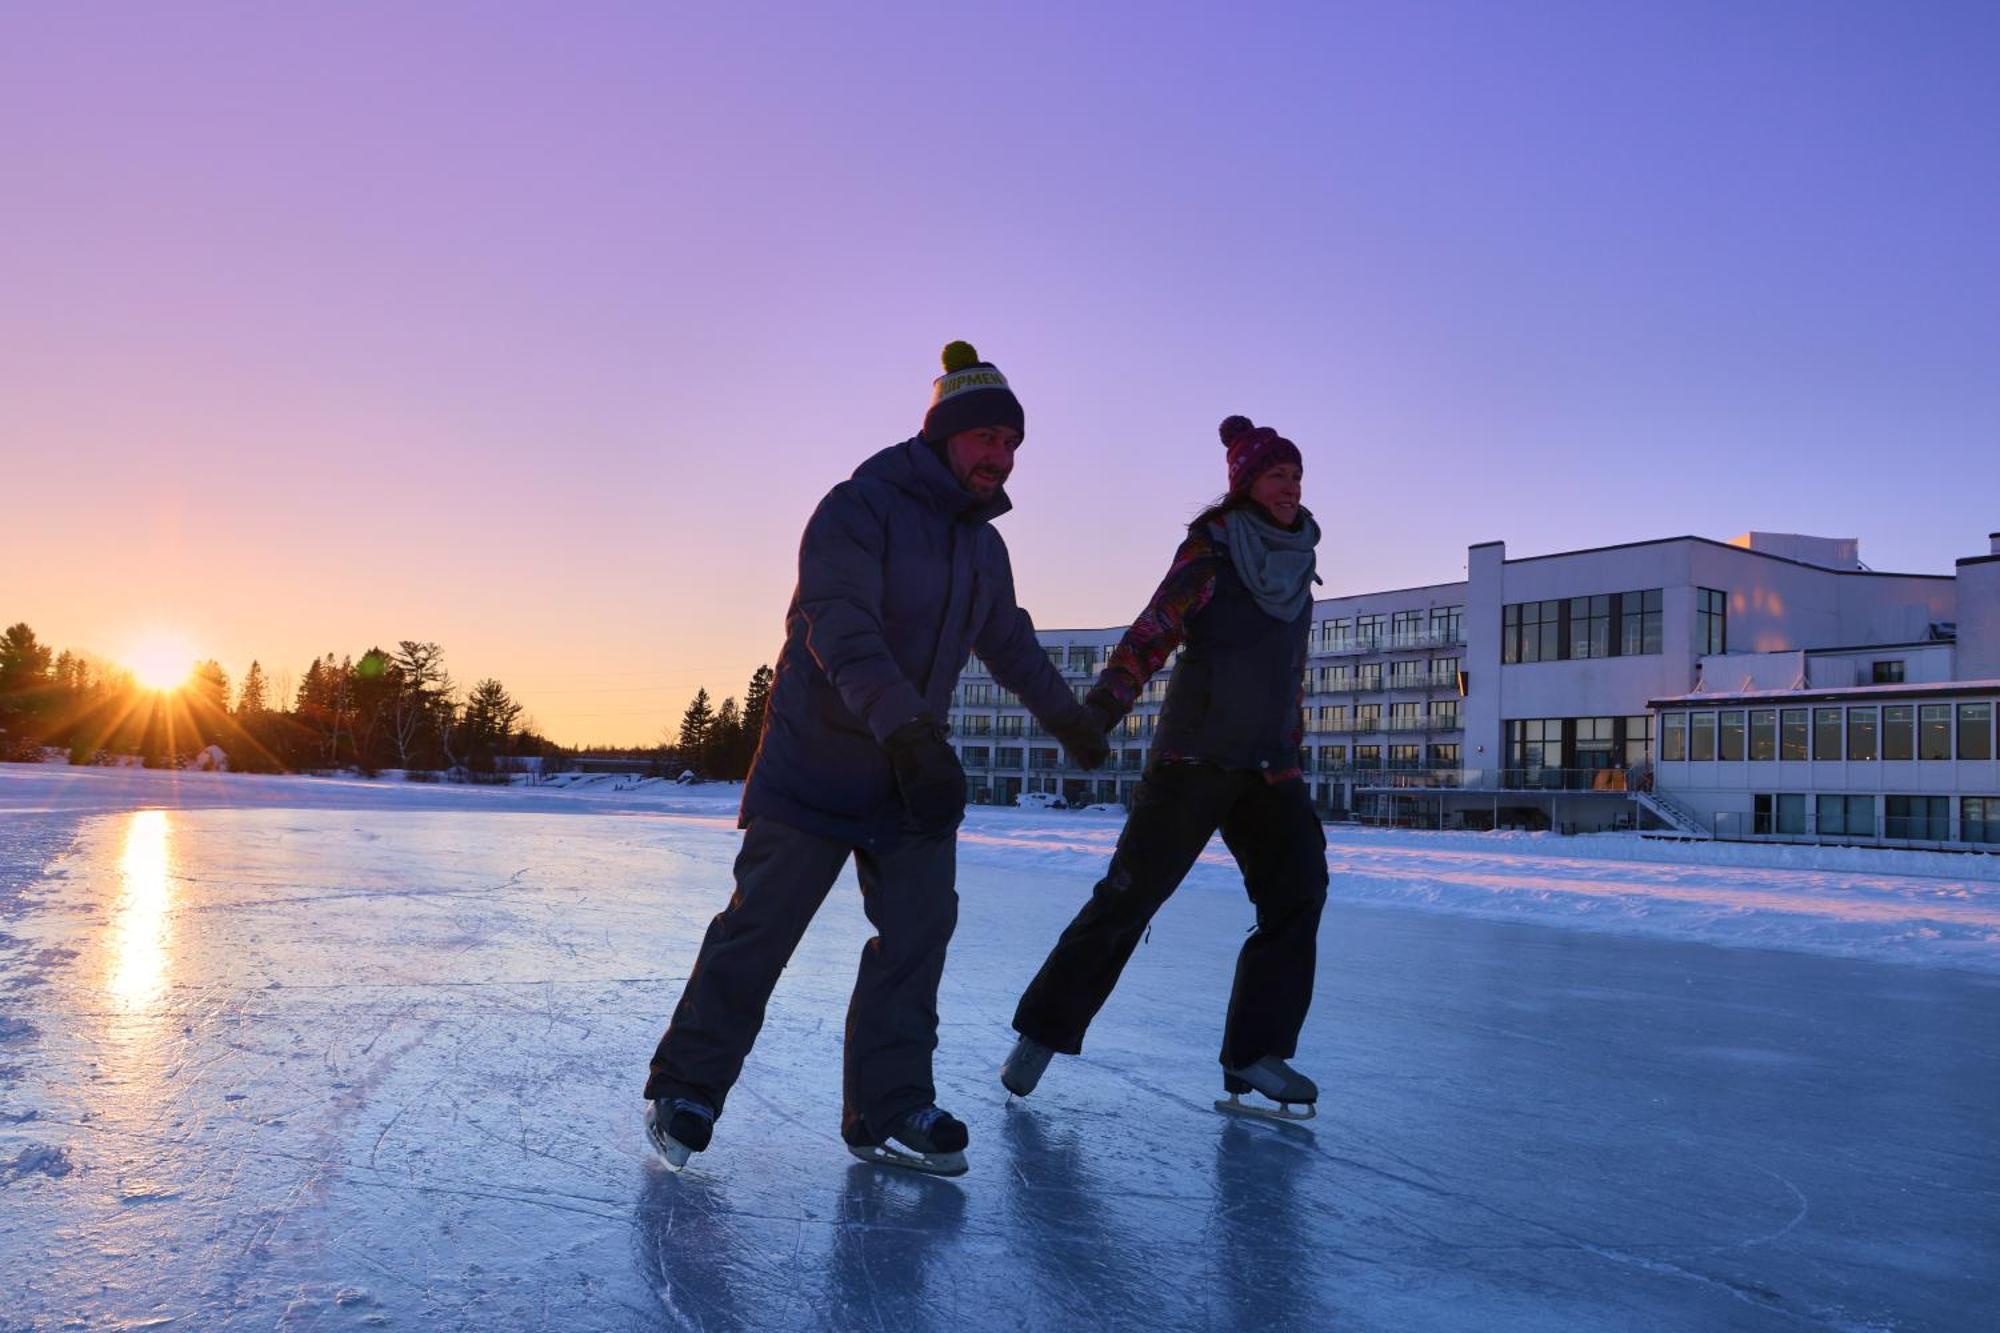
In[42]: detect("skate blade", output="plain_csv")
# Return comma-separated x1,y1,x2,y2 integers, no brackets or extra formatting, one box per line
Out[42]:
848,1143,968,1177
643,1108,695,1171
1215,1093,1317,1123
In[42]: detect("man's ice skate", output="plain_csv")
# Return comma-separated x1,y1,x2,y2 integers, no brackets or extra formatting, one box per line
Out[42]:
645,1097,715,1170
847,1105,969,1177
1215,1056,1318,1122
1000,1034,1054,1097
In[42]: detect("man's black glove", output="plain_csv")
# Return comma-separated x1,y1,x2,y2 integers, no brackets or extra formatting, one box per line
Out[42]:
883,715,967,832
1047,701,1113,772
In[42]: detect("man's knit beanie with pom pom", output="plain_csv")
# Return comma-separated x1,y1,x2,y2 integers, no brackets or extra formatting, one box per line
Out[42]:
1219,414,1301,494
922,341,1026,446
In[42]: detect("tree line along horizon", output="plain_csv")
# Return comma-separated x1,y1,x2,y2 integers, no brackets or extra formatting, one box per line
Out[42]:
0,622,774,781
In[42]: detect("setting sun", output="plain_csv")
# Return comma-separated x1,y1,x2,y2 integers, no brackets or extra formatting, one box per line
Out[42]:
126,634,197,692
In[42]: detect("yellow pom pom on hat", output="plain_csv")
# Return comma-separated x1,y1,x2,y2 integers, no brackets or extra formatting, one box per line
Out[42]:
924,339,1026,445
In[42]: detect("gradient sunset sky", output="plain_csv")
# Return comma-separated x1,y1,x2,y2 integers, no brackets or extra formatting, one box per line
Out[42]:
4,2,1996,745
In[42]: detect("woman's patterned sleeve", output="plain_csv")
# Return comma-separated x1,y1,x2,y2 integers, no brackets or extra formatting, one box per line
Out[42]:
1088,531,1219,721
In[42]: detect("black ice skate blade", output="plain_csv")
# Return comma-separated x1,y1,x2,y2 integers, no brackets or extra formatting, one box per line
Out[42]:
1215,1093,1317,1124
848,1143,969,1177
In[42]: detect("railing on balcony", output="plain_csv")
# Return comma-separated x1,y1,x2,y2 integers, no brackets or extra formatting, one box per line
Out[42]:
1311,716,1461,735
1319,765,1653,792
1312,672,1460,695
1318,628,1466,656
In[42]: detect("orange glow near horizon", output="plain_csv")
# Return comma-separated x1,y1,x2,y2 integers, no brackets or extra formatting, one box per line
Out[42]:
125,633,197,692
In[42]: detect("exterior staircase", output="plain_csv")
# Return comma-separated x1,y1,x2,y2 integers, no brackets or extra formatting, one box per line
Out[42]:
1636,789,1711,839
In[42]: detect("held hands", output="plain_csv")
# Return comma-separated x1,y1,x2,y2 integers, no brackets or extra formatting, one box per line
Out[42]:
883,715,967,833
1047,701,1113,772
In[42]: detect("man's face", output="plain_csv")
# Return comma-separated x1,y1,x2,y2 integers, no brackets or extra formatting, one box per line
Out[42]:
944,425,1022,499
1248,462,1303,527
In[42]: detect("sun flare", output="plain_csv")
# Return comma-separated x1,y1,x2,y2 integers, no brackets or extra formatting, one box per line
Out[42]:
126,634,197,692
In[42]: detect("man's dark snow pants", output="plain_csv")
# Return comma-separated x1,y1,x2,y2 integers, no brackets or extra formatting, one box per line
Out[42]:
1012,763,1329,1070
645,816,957,1145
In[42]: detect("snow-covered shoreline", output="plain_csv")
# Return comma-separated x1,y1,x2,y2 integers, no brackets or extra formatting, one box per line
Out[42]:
5,761,1998,973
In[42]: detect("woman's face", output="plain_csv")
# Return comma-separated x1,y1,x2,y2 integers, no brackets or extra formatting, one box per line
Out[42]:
1248,463,1303,527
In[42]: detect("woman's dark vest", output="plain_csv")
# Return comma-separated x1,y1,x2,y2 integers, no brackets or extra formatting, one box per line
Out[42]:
1150,541,1312,773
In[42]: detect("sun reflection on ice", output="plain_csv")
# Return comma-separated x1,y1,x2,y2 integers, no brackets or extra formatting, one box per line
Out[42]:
109,809,174,1009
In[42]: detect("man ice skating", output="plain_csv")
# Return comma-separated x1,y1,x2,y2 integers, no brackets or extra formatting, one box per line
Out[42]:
644,341,1111,1176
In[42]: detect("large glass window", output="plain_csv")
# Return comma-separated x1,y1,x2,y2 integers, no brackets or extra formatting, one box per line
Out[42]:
1777,793,1807,835
1567,595,1612,659
1696,588,1728,656
1428,743,1461,767
1920,704,1952,760
994,746,1024,769
1817,794,1876,837
1813,707,1842,761
1753,793,1775,835
1959,703,1993,760
1847,706,1878,762
1318,745,1347,772
1355,613,1386,648
1507,718,1563,775
1623,715,1654,765
1661,712,1687,761
1575,717,1616,771
1389,660,1424,688
1883,705,1914,761
960,745,990,768
1388,744,1421,769
1885,795,1949,841
1389,701,1422,729
1354,745,1381,768
1356,703,1381,731
960,715,993,736
1503,600,1562,664
1430,606,1463,644
1327,619,1352,650
1781,708,1808,761
1689,711,1716,761
1620,589,1664,656
1962,797,2000,845
1430,700,1461,728
1718,711,1745,761
1357,662,1382,691
1872,660,1905,684
996,715,1024,737
1749,709,1778,761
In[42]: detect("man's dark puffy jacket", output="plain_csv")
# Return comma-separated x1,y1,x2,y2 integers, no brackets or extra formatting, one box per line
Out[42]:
740,437,1076,848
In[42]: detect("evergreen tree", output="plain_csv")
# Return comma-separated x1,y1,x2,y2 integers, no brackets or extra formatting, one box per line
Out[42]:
388,641,453,770
0,624,55,758
741,664,773,744
461,678,522,771
708,696,742,778
189,660,230,748
677,688,714,770
236,660,269,715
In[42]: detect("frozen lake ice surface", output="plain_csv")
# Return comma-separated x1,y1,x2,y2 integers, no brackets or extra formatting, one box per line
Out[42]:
2,764,1997,1331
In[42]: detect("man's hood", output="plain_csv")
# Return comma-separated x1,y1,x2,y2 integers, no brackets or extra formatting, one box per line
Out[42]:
852,436,1013,524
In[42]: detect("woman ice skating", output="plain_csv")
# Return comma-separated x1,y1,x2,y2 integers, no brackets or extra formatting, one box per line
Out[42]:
1002,414,1329,1120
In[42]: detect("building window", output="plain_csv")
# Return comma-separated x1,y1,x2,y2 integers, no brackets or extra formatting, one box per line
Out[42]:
1816,794,1875,838
1430,700,1460,729
1780,708,1808,761
1619,589,1665,656
1066,646,1097,674
1885,795,1949,841
1317,745,1347,772
1813,707,1842,761
1355,745,1381,768
1920,704,1952,760
1777,793,1807,835
1428,743,1461,767
1355,613,1385,649
1029,746,1060,771
960,715,993,737
1753,793,1775,835
1963,797,2000,844
961,683,996,706
1696,588,1728,656
1430,656,1460,688
1959,703,1993,761
994,746,1024,769
1430,606,1463,644
1718,710,1745,762
1689,712,1716,762
1883,705,1915,761
1357,662,1382,691
1391,610,1424,645
1388,744,1421,769
1389,660,1424,688
1507,718,1564,775
1574,716,1616,772
1847,706,1878,762
1622,715,1653,766
1327,619,1352,650
1567,595,1612,660
1356,703,1381,731
1749,709,1778,761
1872,660,1905,684
1661,712,1687,761
996,715,1024,737
1389,701,1421,729
960,745,990,768
1502,600,1561,664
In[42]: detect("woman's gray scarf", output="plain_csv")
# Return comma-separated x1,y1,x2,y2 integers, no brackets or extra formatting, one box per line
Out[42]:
1220,506,1322,621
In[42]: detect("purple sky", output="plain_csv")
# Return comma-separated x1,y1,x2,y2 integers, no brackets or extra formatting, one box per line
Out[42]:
4,2,1996,744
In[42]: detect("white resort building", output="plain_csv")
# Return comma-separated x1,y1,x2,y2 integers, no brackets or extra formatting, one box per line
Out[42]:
949,529,2000,851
